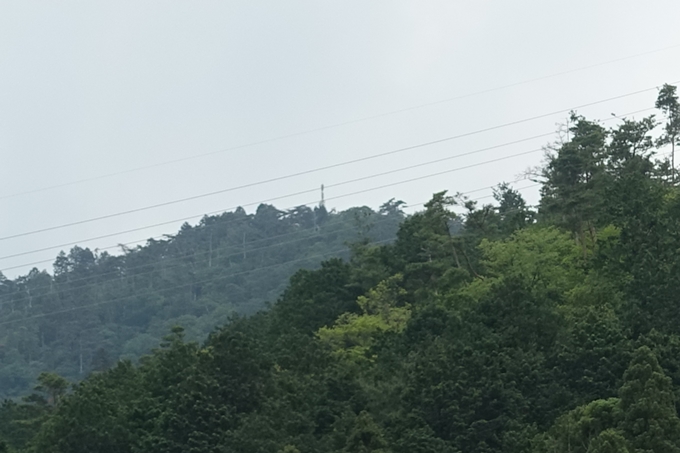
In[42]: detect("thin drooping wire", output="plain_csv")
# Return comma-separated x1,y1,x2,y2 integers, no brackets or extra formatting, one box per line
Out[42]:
0,216,400,304
0,106,659,275
0,132,555,263
18,185,551,339
0,238,398,327
0,146,546,273
0,180,542,321
0,176,534,301
5,156,654,307
0,84,668,243
5,149,674,326
0,105,657,271
2,43,677,202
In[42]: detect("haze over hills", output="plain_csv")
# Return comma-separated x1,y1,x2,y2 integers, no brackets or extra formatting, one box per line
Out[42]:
4,2,680,451
1,86,680,451
0,201,404,398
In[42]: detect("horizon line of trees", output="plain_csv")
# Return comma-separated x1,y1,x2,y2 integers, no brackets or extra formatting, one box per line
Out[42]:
0,83,679,452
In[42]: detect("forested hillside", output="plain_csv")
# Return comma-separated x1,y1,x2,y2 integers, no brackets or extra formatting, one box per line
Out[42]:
2,85,680,452
0,202,404,398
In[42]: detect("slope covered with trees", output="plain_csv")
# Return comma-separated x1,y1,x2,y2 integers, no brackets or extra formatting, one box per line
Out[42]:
2,84,680,452
0,202,404,399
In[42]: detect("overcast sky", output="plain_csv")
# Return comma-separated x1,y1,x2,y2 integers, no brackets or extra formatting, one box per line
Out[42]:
1,1,680,278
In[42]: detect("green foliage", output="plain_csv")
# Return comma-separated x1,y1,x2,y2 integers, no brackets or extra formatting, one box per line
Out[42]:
33,373,69,406
466,226,582,300
317,274,409,363
0,202,403,399
537,398,624,453
540,113,609,245
655,84,680,180
343,411,390,452
5,85,680,453
587,429,631,453
619,346,680,452
537,346,680,453
272,258,362,335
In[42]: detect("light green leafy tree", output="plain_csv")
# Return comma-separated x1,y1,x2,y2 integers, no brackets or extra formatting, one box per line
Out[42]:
317,275,409,364
464,226,583,302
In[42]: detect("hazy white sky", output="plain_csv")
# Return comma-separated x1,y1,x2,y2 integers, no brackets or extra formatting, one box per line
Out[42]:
1,1,680,278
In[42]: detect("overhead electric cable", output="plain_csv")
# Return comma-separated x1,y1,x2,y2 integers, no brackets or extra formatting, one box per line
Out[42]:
4,153,650,302
5,154,672,312
0,160,535,275
0,216,403,304
0,132,555,261
0,147,549,272
0,239,397,327
0,180,546,320
0,176,551,302
0,87,666,243
2,44,677,202
0,106,658,273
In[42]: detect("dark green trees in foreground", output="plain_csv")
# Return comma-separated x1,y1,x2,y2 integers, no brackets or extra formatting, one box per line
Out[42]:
537,346,680,453
3,85,680,452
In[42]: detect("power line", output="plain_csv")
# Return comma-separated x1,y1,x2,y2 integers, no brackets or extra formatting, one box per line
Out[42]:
0,238,397,327
8,185,550,339
0,147,551,273
0,180,544,320
0,163,638,304
2,44,677,203
5,150,678,337
0,131,555,262
0,84,667,243
5,145,674,326
0,164,540,280
0,106,658,273
0,215,402,303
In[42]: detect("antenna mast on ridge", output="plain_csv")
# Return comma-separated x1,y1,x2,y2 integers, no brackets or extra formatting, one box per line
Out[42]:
320,184,325,208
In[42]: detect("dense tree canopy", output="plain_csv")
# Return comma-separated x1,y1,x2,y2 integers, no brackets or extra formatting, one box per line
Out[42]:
0,202,404,400
3,85,680,452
